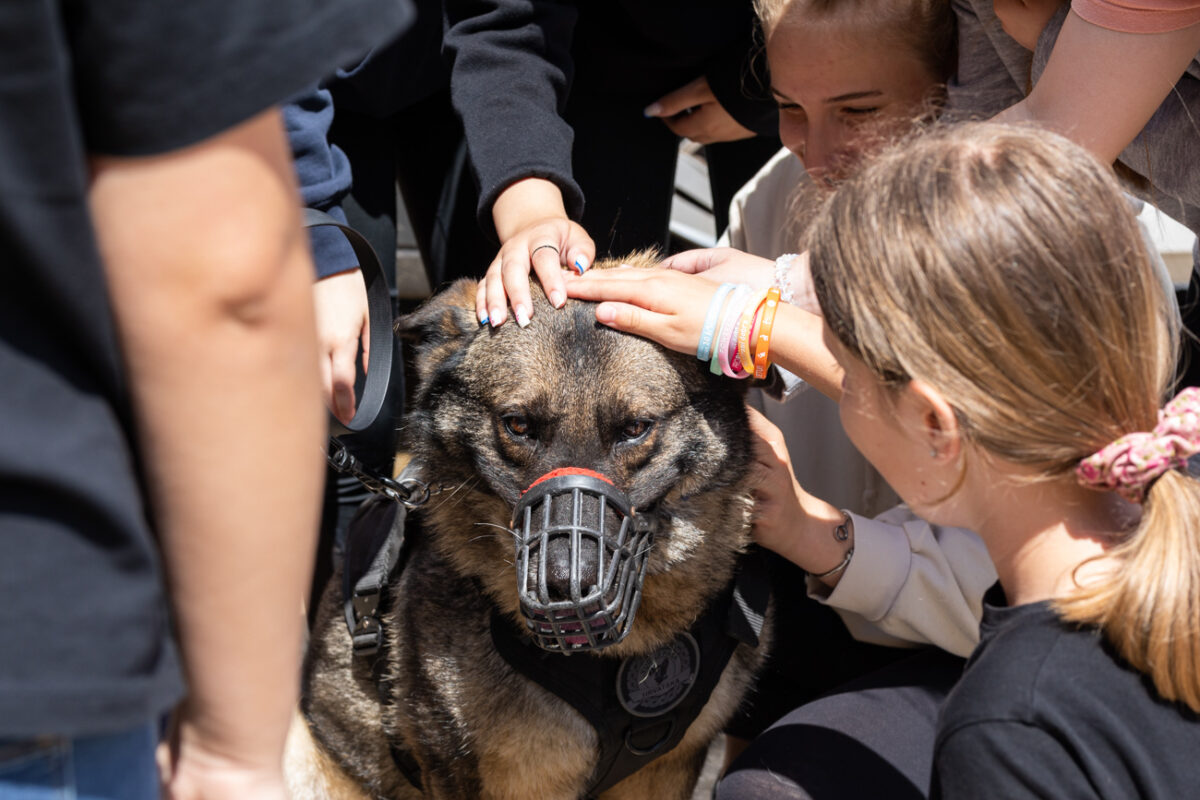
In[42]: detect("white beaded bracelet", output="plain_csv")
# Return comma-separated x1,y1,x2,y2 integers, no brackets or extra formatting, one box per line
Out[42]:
773,253,799,305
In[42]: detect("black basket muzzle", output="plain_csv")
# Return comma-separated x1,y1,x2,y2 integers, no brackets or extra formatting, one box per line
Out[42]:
510,468,656,654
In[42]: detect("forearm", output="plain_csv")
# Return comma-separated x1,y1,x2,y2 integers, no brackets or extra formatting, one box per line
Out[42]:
90,110,324,767
768,489,853,590
767,302,843,401
997,9,1200,164
444,0,582,231
492,177,569,242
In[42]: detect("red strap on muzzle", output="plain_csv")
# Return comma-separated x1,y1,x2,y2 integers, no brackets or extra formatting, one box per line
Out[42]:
523,467,613,495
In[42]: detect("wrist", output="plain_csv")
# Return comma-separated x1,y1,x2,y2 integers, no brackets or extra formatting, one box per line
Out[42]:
774,251,818,314
809,513,854,584
492,177,568,242
789,495,854,586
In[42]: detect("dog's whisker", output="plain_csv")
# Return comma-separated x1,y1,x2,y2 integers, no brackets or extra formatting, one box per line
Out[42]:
430,476,480,511
471,521,521,543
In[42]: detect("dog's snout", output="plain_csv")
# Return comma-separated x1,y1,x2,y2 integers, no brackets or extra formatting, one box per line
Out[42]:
539,490,604,598
513,466,655,652
544,535,599,599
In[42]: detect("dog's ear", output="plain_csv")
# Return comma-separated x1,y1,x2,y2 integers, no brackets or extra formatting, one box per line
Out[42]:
394,277,479,345
394,277,480,386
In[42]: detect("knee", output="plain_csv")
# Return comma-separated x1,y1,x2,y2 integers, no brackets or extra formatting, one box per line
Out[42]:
716,765,810,800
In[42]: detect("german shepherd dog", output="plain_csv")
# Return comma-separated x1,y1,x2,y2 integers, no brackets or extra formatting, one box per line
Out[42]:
287,256,771,799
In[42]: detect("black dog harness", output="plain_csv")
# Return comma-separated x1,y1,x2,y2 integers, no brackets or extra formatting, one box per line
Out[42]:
490,550,768,797
342,490,770,798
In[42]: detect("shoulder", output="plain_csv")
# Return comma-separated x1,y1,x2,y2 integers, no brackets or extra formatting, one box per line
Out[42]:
938,603,1074,733
937,604,1200,796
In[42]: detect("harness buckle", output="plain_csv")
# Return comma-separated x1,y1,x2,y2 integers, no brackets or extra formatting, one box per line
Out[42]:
351,590,383,656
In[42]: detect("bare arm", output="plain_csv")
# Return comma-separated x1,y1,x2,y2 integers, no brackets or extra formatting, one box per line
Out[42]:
997,9,1200,163
564,267,844,398
89,109,324,797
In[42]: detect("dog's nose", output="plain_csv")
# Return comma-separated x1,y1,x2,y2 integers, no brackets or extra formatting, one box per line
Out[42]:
540,490,604,599
543,534,599,600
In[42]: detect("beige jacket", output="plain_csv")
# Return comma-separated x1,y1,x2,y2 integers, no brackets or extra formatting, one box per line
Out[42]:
721,147,994,657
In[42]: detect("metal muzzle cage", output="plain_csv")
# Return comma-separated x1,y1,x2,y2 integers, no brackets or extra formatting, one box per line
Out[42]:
511,468,657,653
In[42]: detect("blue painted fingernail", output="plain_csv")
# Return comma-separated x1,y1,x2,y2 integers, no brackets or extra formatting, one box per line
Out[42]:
479,312,489,326
643,103,662,118
574,256,589,274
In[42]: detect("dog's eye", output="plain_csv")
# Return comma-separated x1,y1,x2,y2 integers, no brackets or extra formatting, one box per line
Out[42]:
502,414,533,439
619,419,654,443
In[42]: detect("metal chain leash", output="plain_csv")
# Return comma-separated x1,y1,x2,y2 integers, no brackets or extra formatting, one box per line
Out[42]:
326,438,446,509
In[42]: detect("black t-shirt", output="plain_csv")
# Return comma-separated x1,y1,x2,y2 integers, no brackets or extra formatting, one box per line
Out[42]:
0,0,411,737
932,584,1200,799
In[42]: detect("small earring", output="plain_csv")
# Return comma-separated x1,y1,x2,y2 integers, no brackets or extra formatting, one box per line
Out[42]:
930,448,938,458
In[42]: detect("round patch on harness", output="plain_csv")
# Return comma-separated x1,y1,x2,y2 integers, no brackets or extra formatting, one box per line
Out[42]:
616,633,700,718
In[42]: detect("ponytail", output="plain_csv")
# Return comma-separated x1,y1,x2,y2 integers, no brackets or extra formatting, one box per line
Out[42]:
1055,469,1200,712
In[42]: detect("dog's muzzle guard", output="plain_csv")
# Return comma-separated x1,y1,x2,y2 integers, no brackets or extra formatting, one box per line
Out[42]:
511,468,656,653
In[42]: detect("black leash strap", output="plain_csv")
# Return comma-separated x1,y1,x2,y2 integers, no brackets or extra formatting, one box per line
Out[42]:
303,208,393,434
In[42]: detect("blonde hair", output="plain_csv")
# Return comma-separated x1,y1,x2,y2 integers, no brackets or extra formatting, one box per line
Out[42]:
809,122,1200,711
753,0,956,83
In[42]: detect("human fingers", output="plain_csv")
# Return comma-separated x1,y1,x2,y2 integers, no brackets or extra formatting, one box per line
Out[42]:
328,333,359,425
661,102,756,145
518,219,595,314
568,270,719,355
591,301,703,355
313,270,368,422
483,253,514,327
661,247,738,275
746,406,790,465
643,76,712,119
695,254,776,290
562,220,595,277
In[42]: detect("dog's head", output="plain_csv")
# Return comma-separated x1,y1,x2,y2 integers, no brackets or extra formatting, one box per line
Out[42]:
396,256,754,657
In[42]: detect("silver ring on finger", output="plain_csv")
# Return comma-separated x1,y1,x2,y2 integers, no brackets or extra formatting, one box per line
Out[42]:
531,243,560,259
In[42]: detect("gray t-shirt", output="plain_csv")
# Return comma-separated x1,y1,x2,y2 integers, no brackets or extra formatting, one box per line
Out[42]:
949,0,1200,269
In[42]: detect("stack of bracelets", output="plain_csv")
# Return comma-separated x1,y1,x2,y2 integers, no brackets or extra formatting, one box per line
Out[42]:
696,283,782,380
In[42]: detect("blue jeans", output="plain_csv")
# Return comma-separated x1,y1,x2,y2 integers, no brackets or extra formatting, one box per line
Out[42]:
0,722,158,800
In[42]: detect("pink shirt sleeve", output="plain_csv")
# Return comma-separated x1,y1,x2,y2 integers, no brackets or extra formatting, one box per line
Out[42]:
1072,0,1200,33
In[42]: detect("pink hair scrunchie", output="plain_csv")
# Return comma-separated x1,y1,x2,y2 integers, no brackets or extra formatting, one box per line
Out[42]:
1076,387,1200,503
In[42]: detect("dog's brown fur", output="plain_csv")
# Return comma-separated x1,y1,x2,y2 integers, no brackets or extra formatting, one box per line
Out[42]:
288,256,770,799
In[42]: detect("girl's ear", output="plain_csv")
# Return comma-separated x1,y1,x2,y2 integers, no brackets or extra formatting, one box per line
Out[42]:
905,379,962,463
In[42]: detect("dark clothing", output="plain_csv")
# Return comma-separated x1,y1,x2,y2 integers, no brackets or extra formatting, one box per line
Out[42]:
288,0,482,282
932,584,1200,799
724,552,917,741
0,0,409,737
286,86,359,279
443,0,780,248
718,648,965,800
